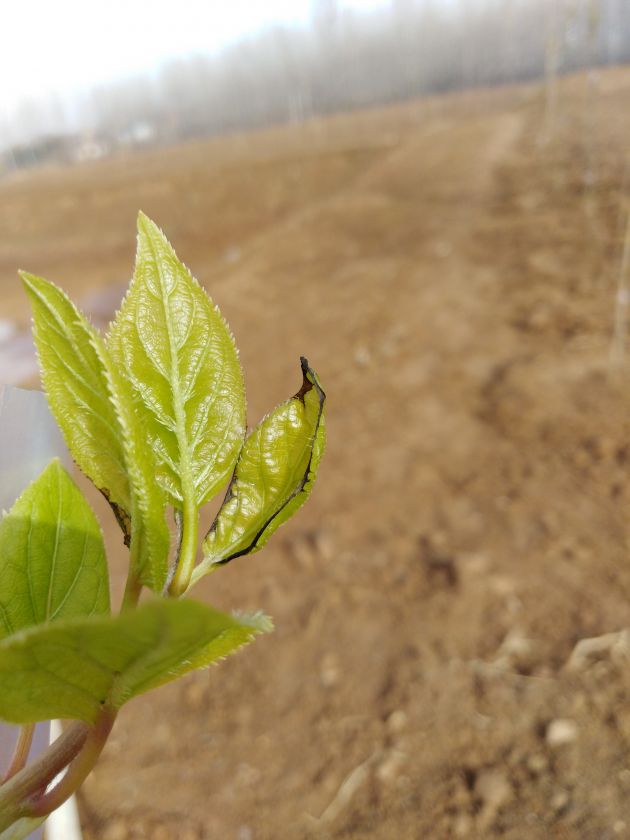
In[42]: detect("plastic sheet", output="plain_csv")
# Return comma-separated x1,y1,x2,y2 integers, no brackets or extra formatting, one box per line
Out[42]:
0,387,70,839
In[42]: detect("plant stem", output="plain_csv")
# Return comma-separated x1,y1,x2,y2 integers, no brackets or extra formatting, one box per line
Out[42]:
28,709,116,818
121,566,142,612
0,722,89,832
168,497,198,596
188,560,217,590
2,725,36,783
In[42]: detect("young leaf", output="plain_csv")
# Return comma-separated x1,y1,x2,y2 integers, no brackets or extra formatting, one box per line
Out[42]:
0,460,109,639
21,273,170,592
195,358,325,582
93,334,170,593
0,599,271,725
21,272,131,516
107,212,246,512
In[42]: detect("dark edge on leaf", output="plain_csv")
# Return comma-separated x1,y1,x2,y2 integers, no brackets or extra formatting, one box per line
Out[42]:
163,508,184,594
294,356,313,403
205,357,326,567
100,489,132,547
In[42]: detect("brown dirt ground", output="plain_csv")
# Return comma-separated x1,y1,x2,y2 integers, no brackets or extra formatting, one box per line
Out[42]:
3,67,630,839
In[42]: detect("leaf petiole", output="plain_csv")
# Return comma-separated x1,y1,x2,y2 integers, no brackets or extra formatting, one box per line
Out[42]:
0,722,89,832
2,725,35,784
27,709,116,819
168,497,199,597
121,569,143,612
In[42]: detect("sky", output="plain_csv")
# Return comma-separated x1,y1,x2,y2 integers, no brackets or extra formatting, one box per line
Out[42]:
0,0,386,115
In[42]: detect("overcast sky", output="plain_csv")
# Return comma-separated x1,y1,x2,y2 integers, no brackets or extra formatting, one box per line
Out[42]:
0,0,386,114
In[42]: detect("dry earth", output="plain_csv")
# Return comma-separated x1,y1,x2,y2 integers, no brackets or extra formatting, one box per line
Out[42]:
3,68,630,838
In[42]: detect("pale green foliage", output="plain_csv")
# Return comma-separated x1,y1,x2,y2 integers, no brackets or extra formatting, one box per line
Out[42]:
0,459,109,638
96,341,171,593
0,213,325,827
21,272,131,514
21,272,170,592
198,359,325,578
0,599,269,724
108,212,246,509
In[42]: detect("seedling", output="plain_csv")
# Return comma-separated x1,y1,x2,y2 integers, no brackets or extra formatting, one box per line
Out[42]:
0,213,326,838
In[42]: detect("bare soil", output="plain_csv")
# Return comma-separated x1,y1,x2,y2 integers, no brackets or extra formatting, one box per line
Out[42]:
3,67,630,839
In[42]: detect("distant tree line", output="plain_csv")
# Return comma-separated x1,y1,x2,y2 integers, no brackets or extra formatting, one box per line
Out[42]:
2,0,630,164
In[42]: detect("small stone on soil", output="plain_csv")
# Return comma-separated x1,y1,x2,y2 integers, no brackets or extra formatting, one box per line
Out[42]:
320,652,341,687
546,719,578,747
550,789,570,813
386,709,408,734
526,753,549,776
475,768,513,830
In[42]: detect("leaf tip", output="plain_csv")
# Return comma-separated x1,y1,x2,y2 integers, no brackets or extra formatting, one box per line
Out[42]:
43,456,62,472
136,210,162,240
18,270,39,291
236,611,274,635
295,357,326,405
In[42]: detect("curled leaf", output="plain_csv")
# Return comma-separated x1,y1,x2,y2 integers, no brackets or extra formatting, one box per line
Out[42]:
194,358,325,584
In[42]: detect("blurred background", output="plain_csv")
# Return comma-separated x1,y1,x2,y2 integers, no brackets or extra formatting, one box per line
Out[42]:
3,1,630,837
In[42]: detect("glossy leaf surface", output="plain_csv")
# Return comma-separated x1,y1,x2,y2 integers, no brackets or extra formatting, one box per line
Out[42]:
22,273,170,592
0,599,270,724
198,358,325,577
21,272,130,515
0,460,109,639
108,212,246,509
94,336,170,592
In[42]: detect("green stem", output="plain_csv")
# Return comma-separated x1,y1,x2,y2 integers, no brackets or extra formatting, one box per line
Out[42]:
121,567,142,612
168,497,198,597
2,725,35,783
0,722,89,832
28,709,116,818
188,560,217,590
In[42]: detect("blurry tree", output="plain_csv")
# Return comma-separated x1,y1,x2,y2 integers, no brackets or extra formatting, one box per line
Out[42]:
3,0,630,166
542,0,562,143
311,0,339,37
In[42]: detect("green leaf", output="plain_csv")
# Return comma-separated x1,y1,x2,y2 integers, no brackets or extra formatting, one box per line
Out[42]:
196,358,325,581
0,460,109,639
20,272,130,516
92,333,170,593
0,599,271,725
107,212,246,510
21,273,170,592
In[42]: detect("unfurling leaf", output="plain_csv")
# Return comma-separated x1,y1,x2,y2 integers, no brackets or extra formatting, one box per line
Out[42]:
0,599,271,724
21,273,170,592
195,358,325,582
107,212,246,511
0,459,109,639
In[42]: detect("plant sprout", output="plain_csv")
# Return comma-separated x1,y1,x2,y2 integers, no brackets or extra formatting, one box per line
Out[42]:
0,213,326,838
